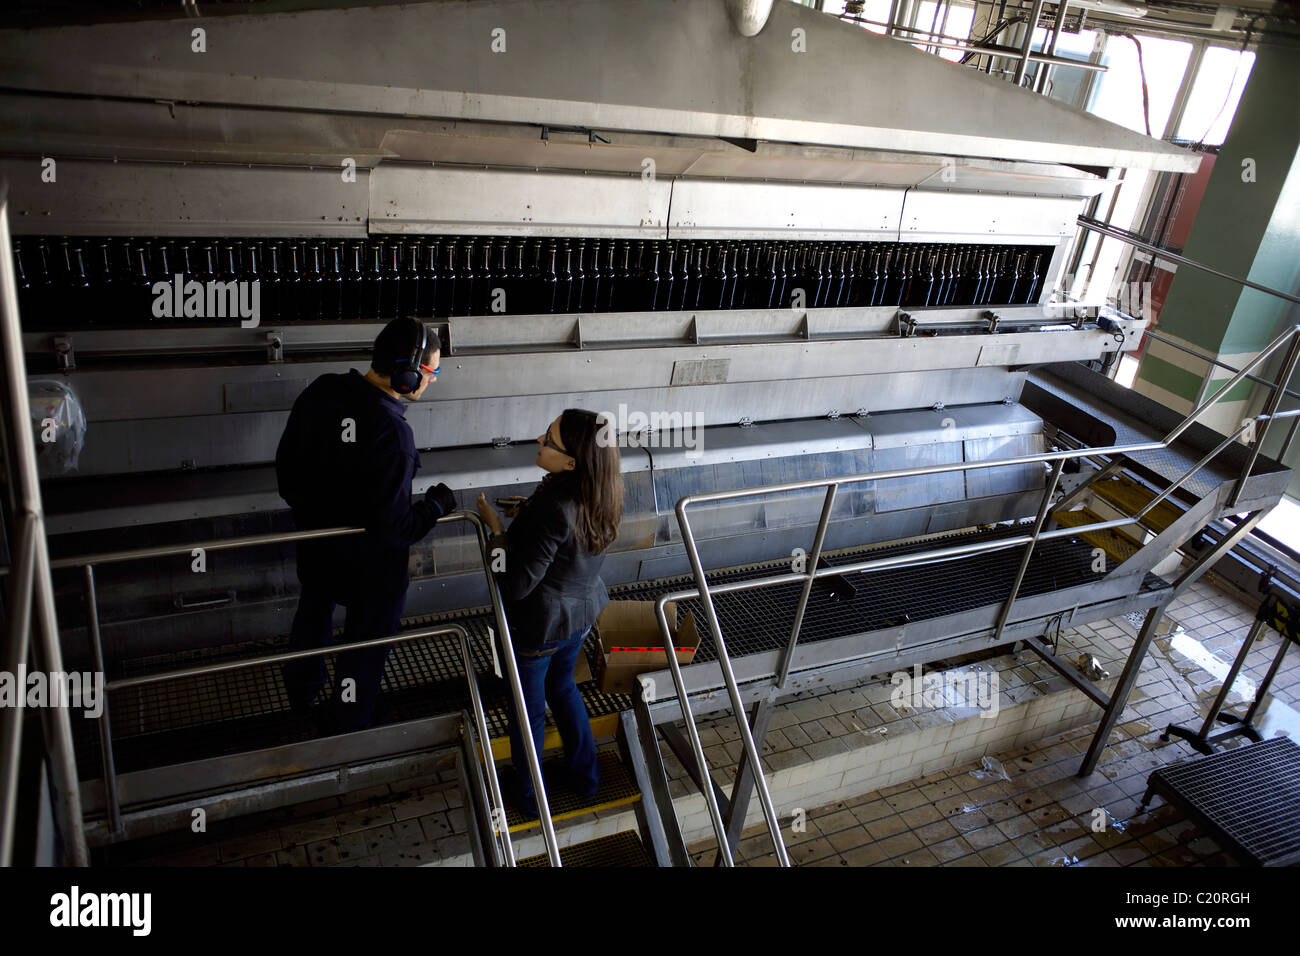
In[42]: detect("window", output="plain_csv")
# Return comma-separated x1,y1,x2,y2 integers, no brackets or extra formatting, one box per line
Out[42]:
1176,47,1256,146
1087,33,1193,137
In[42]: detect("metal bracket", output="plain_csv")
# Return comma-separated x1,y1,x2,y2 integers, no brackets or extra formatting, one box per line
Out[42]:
983,310,1001,333
266,331,284,364
52,335,75,371
491,436,511,448
896,311,916,338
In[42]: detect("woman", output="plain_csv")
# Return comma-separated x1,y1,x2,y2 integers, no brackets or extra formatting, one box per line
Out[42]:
476,408,623,817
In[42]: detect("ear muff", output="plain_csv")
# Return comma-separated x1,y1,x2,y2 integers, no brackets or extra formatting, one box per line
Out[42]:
390,320,428,395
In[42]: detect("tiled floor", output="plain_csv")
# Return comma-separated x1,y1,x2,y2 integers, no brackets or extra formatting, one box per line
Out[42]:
686,573,1300,867
103,572,1299,867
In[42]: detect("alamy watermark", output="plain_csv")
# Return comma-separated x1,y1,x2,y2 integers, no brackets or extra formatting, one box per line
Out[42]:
0,665,103,719
595,404,705,458
890,664,999,718
151,273,261,328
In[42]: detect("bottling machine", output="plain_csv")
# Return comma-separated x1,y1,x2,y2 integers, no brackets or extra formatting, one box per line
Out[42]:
0,0,1288,866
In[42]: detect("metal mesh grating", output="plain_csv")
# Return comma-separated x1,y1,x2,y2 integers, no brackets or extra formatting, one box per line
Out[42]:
1147,737,1300,866
504,749,640,832
518,830,652,868
72,524,1119,780
1029,372,1227,500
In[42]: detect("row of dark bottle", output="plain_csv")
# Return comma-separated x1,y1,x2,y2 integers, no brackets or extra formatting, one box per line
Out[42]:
11,235,1050,328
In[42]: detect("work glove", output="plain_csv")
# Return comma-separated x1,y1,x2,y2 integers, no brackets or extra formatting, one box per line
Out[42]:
425,482,458,517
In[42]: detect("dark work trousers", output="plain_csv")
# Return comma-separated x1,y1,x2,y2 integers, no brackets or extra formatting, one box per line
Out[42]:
283,583,406,732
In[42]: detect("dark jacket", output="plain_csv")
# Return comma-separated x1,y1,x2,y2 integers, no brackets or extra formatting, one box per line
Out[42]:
495,472,611,655
276,369,441,604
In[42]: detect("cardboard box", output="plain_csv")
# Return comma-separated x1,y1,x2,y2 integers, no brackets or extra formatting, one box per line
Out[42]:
592,600,701,696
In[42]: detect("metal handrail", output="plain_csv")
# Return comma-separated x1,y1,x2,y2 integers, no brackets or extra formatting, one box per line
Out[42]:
0,515,36,867
54,509,561,867
0,194,89,867
659,322,1300,866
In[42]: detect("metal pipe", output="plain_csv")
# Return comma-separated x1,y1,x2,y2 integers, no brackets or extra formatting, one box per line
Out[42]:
1014,0,1048,84
674,500,791,866
1143,327,1300,406
1078,216,1300,307
1035,0,1071,92
992,459,1064,643
48,526,364,571
776,485,838,689
0,196,88,866
457,631,515,866
1162,325,1299,446
0,517,35,867
466,516,562,868
841,15,1108,69
109,623,470,690
1195,616,1265,739
83,565,121,837
1229,331,1300,508
654,595,734,866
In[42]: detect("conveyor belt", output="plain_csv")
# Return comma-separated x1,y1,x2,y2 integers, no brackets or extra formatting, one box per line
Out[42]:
72,524,1135,780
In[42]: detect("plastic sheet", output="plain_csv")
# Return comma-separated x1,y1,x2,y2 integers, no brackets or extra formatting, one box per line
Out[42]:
29,379,86,477
969,755,1012,782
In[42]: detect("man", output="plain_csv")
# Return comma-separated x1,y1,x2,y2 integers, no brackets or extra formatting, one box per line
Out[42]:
276,316,457,732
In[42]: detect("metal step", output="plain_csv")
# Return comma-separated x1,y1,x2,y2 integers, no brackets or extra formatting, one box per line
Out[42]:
499,750,641,835
518,830,653,867
1052,507,1144,564
1090,473,1183,533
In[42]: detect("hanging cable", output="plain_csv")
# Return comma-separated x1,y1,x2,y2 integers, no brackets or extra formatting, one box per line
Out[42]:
1111,31,1153,137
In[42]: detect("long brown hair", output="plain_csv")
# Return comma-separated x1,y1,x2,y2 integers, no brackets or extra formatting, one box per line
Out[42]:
553,408,623,553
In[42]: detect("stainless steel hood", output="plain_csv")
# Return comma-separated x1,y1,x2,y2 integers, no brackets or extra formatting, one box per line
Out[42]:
0,0,1198,174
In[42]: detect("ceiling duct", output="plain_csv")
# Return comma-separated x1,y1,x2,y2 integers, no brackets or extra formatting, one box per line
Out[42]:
727,0,777,36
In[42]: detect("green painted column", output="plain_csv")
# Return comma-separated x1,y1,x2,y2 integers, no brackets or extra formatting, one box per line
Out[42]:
1134,44,1300,448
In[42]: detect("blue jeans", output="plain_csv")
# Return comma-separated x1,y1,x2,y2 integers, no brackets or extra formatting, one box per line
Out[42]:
503,627,598,799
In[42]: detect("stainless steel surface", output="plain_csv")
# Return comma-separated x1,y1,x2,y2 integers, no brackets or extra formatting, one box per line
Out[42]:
0,197,88,866
777,485,838,690
0,1,1198,171
33,320,1133,479
1034,0,1071,94
991,458,1064,644
652,595,737,866
0,517,35,867
82,566,120,838
1014,0,1049,85
673,499,787,867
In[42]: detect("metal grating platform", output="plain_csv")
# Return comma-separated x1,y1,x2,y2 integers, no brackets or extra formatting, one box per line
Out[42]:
1144,737,1300,867
518,830,652,868
1028,370,1228,500
73,524,1132,780
503,749,640,832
